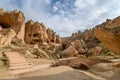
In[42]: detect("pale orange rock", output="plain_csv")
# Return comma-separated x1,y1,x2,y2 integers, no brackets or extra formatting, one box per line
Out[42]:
89,46,102,55
94,28,120,54
0,9,25,44
61,46,79,58
105,16,120,29
25,20,48,44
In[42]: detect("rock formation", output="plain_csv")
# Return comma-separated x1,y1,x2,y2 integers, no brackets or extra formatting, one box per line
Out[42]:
82,29,95,41
61,29,100,58
25,20,48,44
0,9,25,45
25,20,61,45
70,29,95,42
94,16,120,54
94,28,120,54
61,46,79,58
46,28,61,44
105,16,120,29
0,9,62,55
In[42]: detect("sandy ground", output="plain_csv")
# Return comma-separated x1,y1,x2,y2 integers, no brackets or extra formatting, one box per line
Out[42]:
3,66,98,80
1,62,120,80
1,54,120,80
2,62,120,80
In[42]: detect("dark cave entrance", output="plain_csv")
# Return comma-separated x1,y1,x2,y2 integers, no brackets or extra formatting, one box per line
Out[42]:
0,23,11,28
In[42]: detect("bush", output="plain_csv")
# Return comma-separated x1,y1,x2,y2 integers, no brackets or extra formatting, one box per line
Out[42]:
0,57,8,65
0,53,8,65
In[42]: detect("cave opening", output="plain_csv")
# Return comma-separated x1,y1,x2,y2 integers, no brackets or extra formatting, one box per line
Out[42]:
51,40,54,42
33,33,39,37
0,23,11,28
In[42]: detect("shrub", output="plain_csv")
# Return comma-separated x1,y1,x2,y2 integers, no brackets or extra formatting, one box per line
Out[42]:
0,53,8,65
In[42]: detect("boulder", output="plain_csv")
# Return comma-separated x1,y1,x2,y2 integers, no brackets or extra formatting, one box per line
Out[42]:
52,57,110,70
89,46,102,55
0,28,16,45
78,48,85,54
33,45,50,58
71,40,85,50
61,46,79,58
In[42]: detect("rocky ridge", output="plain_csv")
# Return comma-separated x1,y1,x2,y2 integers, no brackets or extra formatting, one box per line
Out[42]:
94,16,120,54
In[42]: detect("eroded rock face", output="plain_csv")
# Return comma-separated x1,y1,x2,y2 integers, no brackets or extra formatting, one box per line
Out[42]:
82,29,95,41
0,27,16,45
94,28,120,54
46,28,61,44
0,9,25,45
25,20,61,46
25,20,48,44
105,16,120,29
94,16,120,54
55,35,61,44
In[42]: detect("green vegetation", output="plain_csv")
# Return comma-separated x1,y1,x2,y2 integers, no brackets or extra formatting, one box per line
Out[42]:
0,53,8,65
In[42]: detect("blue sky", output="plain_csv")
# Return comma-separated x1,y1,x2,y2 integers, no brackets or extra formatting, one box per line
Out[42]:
0,0,120,37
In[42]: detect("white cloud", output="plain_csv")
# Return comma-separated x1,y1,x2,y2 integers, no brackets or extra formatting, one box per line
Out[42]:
0,0,120,37
53,6,58,12
88,7,108,20
74,0,97,9
85,0,96,5
74,0,88,9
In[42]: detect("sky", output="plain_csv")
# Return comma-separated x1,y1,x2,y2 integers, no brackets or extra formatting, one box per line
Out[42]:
0,0,120,37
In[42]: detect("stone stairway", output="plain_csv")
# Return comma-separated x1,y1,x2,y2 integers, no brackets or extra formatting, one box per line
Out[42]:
4,52,32,70
11,64,51,75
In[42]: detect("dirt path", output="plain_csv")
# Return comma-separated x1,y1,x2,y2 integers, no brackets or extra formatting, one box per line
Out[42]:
79,70,106,80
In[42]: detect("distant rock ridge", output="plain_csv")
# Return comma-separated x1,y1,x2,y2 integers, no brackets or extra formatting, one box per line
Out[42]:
62,16,120,57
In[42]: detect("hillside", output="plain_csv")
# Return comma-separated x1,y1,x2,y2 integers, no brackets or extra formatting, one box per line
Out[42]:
0,9,120,80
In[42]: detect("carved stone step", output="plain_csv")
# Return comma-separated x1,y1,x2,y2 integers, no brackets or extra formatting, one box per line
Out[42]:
10,65,32,70
10,63,30,67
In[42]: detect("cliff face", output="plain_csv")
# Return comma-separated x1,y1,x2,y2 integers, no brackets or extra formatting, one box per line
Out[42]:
25,20,48,44
25,20,61,45
0,9,25,44
94,16,120,54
